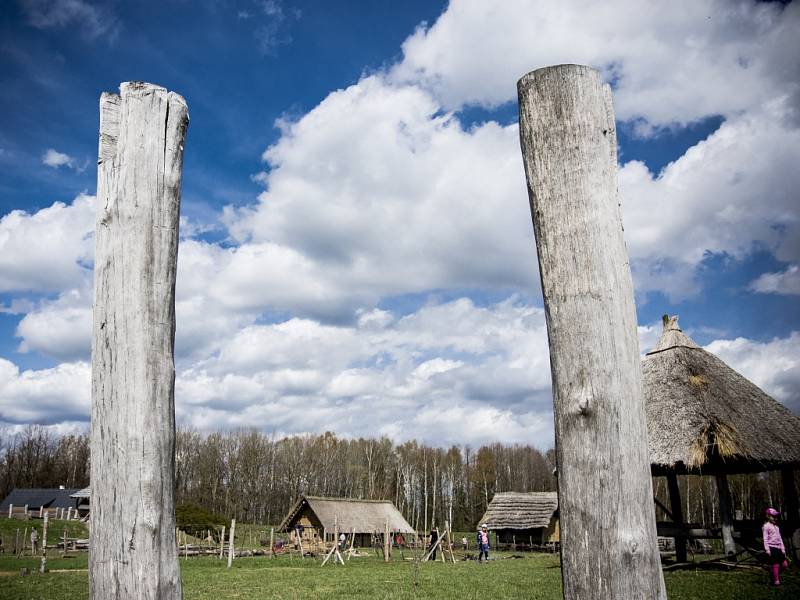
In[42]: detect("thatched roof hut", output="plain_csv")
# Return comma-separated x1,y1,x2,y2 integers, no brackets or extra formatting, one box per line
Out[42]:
279,495,414,547
643,315,800,476
478,492,559,545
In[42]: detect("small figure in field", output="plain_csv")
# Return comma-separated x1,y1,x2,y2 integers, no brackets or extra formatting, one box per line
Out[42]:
30,527,39,555
338,532,346,549
461,536,468,552
428,529,438,561
477,524,490,562
763,508,789,586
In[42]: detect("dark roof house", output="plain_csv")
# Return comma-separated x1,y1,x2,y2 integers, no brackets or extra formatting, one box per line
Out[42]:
1,488,81,512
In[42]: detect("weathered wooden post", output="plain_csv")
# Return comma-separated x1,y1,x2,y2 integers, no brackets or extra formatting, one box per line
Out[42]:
517,64,666,599
715,474,736,555
384,516,390,562
39,512,48,574
227,519,236,568
90,82,188,600
666,473,688,562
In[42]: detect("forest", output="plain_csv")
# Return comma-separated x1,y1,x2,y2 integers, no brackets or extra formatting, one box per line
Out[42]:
1,425,795,532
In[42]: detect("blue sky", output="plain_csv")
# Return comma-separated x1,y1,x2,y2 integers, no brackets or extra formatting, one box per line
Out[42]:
1,0,798,445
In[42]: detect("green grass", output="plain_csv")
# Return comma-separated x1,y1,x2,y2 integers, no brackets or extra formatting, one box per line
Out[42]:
1,550,798,599
0,517,88,552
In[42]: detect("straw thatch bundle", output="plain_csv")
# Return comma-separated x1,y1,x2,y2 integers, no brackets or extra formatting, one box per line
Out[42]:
643,316,800,475
278,495,414,534
478,492,558,530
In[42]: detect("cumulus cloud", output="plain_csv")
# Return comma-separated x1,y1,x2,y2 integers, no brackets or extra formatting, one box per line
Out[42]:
0,194,95,294
0,358,90,424
705,332,800,412
15,288,92,361
20,0,120,41
391,0,800,127
749,265,800,296
225,76,535,313
41,148,73,168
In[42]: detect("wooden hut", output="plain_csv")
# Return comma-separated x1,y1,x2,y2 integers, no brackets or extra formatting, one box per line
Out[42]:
1,487,82,518
478,492,559,547
643,315,800,560
278,495,414,548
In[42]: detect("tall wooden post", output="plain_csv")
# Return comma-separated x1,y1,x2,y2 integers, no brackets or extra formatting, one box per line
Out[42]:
666,473,687,562
715,474,736,555
227,519,236,568
90,82,189,600
781,468,798,559
384,516,390,562
517,64,666,600
39,512,49,573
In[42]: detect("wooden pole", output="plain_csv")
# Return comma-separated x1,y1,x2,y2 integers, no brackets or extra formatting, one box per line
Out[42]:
517,64,666,600
39,512,48,574
666,473,687,563
269,528,275,558
781,468,799,560
715,474,736,556
219,525,225,559
7,504,11,518
227,519,236,568
384,516,390,562
90,82,188,599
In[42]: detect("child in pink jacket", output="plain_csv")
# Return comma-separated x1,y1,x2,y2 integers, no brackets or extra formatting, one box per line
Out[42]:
763,508,789,586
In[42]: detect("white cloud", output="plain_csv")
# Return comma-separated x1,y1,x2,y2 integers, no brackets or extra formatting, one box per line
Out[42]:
705,332,800,412
225,76,535,311
749,265,800,296
391,0,800,127
15,288,92,361
620,101,800,298
41,148,73,168
0,194,95,294
0,358,90,424
21,0,119,41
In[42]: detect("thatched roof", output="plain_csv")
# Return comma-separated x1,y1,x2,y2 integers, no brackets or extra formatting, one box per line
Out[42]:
279,495,414,534
643,315,800,475
478,492,558,530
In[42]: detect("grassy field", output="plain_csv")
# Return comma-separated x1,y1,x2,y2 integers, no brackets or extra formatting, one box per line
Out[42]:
1,549,798,599
0,517,89,552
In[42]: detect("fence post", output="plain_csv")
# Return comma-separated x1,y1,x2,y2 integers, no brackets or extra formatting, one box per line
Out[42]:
227,520,236,568
517,64,666,599
39,512,49,574
90,82,188,600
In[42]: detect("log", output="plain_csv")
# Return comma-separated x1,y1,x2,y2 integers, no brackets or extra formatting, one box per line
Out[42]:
666,473,687,562
90,82,189,600
228,520,236,568
39,512,48,574
715,474,736,556
517,64,666,600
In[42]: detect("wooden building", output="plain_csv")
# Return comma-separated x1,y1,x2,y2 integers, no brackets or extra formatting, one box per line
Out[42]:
643,315,800,561
1,487,82,517
278,495,414,548
478,491,559,546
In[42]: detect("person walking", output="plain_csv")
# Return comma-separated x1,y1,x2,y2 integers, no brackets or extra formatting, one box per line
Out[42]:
477,524,490,562
763,508,789,586
30,527,39,555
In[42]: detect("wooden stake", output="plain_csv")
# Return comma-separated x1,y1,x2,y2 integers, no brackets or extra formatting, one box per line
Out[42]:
90,82,188,599
227,519,236,568
715,474,736,556
269,528,275,558
7,504,11,518
517,64,665,600
39,512,48,574
666,473,687,563
384,516,390,562
219,525,225,560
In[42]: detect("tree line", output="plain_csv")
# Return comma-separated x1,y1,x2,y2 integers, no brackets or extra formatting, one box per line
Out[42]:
1,426,795,531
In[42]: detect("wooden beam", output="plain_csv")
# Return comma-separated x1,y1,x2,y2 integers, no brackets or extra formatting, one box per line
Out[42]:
517,64,665,600
666,473,687,563
715,474,736,556
90,82,188,600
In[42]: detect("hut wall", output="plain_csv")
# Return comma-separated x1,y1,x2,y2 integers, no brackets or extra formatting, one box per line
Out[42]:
544,518,560,543
497,528,545,545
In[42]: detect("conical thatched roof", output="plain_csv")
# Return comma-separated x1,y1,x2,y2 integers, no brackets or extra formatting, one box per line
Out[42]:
478,492,558,530
643,315,800,475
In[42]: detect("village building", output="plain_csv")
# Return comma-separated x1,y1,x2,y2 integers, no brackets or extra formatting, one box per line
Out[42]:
643,315,800,561
1,487,83,518
478,491,559,547
279,495,415,548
